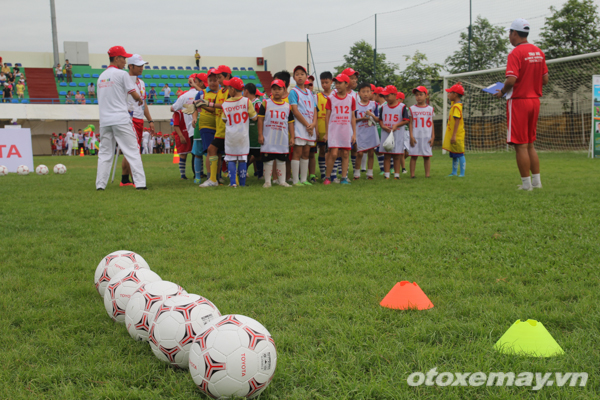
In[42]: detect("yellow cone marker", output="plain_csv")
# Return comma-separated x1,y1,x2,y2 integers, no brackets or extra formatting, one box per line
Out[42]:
494,319,564,357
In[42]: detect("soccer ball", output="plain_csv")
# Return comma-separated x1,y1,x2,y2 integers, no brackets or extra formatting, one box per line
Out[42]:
53,164,67,174
94,250,151,297
36,165,49,175
189,314,277,399
17,165,30,175
125,281,187,342
149,294,221,369
103,266,162,323
0,165,8,176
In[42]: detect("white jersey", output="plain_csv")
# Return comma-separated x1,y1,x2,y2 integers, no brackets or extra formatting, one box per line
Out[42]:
355,100,380,152
291,87,316,142
222,97,252,156
408,105,435,157
142,131,150,144
261,98,292,154
327,93,355,149
379,102,408,154
172,88,198,137
97,66,137,127
127,76,146,120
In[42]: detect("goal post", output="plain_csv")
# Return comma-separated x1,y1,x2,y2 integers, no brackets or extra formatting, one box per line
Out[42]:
442,51,600,154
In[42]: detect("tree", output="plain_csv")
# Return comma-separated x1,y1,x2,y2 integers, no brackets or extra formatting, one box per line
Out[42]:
537,0,600,60
445,16,509,73
334,40,400,87
398,51,443,108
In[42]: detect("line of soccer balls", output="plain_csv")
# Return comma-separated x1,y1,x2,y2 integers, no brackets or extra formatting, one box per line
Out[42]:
94,250,277,399
0,164,67,175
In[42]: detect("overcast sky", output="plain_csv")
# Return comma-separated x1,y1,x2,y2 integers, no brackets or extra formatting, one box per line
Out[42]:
2,0,593,72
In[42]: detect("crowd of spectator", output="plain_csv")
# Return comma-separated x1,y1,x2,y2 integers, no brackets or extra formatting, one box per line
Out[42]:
1,63,25,102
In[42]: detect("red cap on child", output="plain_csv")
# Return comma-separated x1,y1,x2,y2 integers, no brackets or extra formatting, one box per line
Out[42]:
381,85,398,95
271,79,286,88
396,92,405,100
412,86,429,95
223,77,245,91
445,83,465,95
333,74,350,83
342,68,359,77
207,68,219,76
256,89,264,96
217,65,232,74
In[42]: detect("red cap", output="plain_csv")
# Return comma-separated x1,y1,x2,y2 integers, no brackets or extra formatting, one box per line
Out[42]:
108,46,133,58
373,87,383,95
256,89,264,96
223,77,244,91
307,75,315,82
198,73,208,82
217,65,231,74
271,79,286,88
396,91,405,100
412,86,428,95
370,84,376,91
189,73,197,79
304,80,311,85
207,68,219,76
68,127,72,130
381,85,398,95
445,83,465,95
293,65,307,74
333,74,350,83
342,68,359,77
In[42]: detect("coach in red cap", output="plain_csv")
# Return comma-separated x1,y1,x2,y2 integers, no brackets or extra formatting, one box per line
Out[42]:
95,46,147,190
494,19,549,191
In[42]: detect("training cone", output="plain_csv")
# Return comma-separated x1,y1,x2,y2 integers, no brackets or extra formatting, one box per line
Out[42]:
380,281,434,310
173,146,179,164
79,147,84,157
494,319,564,357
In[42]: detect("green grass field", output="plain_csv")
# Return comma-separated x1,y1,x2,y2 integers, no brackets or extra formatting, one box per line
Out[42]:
1,151,599,399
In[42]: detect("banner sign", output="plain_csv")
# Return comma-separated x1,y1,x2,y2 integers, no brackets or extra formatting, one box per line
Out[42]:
592,76,600,158
0,128,34,172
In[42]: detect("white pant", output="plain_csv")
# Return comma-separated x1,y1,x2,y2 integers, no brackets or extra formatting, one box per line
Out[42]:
142,141,149,154
67,142,73,156
96,123,146,189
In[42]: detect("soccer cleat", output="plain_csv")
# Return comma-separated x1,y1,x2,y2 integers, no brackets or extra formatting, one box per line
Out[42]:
353,176,360,180
294,182,304,187
367,176,374,180
136,187,147,190
361,169,367,172
199,179,218,187
181,176,188,180
96,188,105,191
340,178,351,185
384,176,389,180
517,185,533,191
323,178,331,185
447,173,457,177
193,178,201,184
302,181,312,186
532,183,542,189
120,182,135,187
262,182,271,188
402,168,407,174
333,178,341,184
395,177,400,180
229,184,237,188
279,181,291,187
379,171,384,176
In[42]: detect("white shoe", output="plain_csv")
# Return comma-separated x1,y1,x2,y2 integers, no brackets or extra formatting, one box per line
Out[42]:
333,178,340,184
272,179,279,185
278,181,291,187
199,179,218,187
532,183,542,189
517,185,533,191
263,182,271,188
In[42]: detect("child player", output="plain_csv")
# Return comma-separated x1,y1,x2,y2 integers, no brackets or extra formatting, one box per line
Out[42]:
193,68,220,183
244,83,263,180
272,70,292,183
443,83,466,177
408,86,435,178
397,91,409,174
323,73,356,185
173,108,193,179
379,85,409,179
353,83,380,180
258,79,295,188
289,65,317,186
373,87,386,174
220,77,257,187
316,71,333,180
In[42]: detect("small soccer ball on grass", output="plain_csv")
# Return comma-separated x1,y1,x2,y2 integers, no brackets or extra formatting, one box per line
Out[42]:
125,281,187,342
103,266,162,323
35,165,49,175
17,165,30,175
189,314,277,399
53,164,66,174
94,250,151,297
0,165,8,176
149,294,221,369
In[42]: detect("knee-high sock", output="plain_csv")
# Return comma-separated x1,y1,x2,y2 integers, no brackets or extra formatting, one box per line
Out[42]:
277,161,287,185
228,161,237,185
194,156,202,180
351,155,356,171
450,158,458,176
378,154,384,171
209,155,219,182
263,161,274,185
361,155,368,170
332,158,340,179
458,155,466,177
336,157,342,175
179,158,186,178
318,156,326,178
238,161,247,186
300,159,309,183
256,161,264,178
291,159,300,184
191,155,195,176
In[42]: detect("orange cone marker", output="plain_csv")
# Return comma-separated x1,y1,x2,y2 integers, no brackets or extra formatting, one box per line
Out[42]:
380,281,434,310
79,147,84,157
173,146,179,164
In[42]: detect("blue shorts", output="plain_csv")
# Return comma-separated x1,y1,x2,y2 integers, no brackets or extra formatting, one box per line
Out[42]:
200,128,216,154
192,139,203,156
449,152,464,158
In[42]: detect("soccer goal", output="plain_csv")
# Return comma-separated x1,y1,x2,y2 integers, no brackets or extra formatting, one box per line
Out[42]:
442,51,600,153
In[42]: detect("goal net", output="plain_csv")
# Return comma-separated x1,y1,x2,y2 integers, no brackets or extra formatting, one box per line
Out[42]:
442,52,600,152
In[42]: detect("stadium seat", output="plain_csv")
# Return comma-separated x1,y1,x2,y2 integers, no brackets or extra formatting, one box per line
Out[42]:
145,66,151,69
145,74,151,79
102,65,107,69
240,67,246,71
59,82,67,87
21,99,28,104
249,75,256,80
162,75,168,79
153,74,160,79
153,66,159,70
241,75,248,79
233,67,239,71
94,99,98,104
256,83,263,88
175,83,182,87
169,66,175,70
158,83,165,87
185,66,192,70
74,73,81,78
59,91,67,95
69,82,77,87
157,99,164,104
183,83,190,87
159,91,164,96
77,82,85,87
169,75,177,79
248,67,254,71
92,74,99,78
201,67,207,70
193,66,199,71
149,83,156,87
178,75,185,79
11,98,18,103
161,66,167,70
15,63,22,67
185,74,191,78
83,73,90,78
177,66,184,70
209,66,215,69
6,63,12,67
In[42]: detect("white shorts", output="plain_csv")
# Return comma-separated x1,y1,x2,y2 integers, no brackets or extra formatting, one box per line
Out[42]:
224,155,247,162
404,131,411,152
294,138,314,146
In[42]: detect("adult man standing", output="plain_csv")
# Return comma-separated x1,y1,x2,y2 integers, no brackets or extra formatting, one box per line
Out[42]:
96,46,147,190
495,19,549,191
120,53,155,187
195,50,201,69
65,59,73,83
65,127,74,156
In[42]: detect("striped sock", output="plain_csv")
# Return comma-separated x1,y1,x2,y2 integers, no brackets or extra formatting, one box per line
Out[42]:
351,155,356,171
335,157,342,176
179,158,186,178
377,155,384,171
318,157,326,178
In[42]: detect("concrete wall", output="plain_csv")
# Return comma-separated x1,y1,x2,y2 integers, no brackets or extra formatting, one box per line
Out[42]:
262,42,310,81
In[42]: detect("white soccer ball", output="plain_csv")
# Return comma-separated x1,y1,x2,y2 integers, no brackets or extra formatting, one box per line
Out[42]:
53,164,67,174
149,294,221,369
94,250,151,297
189,314,277,399
0,165,7,176
103,266,162,323
125,281,187,342
36,165,49,175
17,165,30,175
